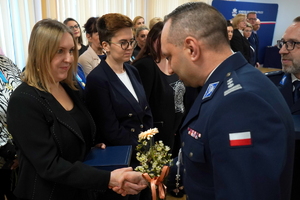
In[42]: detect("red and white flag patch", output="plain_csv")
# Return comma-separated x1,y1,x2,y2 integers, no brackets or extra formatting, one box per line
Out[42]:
229,131,252,147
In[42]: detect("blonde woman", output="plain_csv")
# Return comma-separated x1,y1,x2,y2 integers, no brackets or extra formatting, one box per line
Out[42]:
230,14,250,63
7,19,147,200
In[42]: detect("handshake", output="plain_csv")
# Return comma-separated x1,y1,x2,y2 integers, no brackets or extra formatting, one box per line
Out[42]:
109,167,148,196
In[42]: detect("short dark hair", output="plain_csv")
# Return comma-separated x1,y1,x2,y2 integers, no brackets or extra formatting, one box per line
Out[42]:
84,17,99,35
293,16,300,22
227,20,233,27
133,22,164,64
247,12,257,18
164,2,229,49
97,13,133,43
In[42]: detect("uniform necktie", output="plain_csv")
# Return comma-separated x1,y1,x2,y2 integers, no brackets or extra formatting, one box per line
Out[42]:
293,80,300,102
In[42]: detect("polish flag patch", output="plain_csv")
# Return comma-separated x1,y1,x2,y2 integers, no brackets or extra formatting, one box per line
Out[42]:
229,131,252,147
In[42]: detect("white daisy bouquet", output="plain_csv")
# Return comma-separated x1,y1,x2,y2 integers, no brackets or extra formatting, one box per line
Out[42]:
135,128,172,200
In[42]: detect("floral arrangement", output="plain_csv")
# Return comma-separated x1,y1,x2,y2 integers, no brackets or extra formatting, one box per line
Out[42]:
135,128,172,178
135,128,172,200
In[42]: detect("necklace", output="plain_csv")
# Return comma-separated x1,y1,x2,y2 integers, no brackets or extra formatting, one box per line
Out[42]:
0,70,13,90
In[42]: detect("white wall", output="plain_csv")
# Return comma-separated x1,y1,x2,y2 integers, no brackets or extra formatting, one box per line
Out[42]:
237,0,300,45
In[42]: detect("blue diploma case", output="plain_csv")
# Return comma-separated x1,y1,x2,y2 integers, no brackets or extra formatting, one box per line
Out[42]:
83,145,132,171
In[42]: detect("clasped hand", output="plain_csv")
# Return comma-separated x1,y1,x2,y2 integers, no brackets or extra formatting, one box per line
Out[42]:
109,167,148,196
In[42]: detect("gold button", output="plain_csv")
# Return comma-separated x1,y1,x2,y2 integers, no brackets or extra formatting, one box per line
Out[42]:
140,124,144,128
128,113,133,117
189,152,193,157
131,128,135,132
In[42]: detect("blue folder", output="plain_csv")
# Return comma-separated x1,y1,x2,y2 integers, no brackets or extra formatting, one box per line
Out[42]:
83,145,132,171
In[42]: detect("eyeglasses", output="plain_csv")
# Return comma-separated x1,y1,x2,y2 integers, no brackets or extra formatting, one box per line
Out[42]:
68,25,79,30
108,40,137,50
244,30,252,32
277,40,300,51
247,18,257,21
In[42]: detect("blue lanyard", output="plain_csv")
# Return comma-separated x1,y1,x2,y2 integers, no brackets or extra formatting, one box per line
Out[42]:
76,74,85,89
0,71,8,83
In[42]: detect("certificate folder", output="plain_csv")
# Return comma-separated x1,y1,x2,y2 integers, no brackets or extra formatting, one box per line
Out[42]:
84,145,132,171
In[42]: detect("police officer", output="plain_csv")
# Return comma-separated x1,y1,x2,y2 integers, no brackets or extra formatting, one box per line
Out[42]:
266,16,300,200
161,2,295,200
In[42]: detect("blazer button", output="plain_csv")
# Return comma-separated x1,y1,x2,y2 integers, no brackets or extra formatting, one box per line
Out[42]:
182,142,185,147
144,106,148,110
131,128,135,132
140,124,144,128
189,152,193,157
128,113,133,117
184,168,186,173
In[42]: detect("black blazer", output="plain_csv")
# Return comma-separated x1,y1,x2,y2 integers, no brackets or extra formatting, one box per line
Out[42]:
85,57,153,167
230,29,251,63
7,83,110,200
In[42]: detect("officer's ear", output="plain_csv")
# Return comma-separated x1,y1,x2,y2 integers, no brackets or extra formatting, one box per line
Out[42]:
184,36,200,62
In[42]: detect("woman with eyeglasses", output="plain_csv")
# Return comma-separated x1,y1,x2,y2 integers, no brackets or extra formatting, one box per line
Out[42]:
63,18,88,56
85,13,152,200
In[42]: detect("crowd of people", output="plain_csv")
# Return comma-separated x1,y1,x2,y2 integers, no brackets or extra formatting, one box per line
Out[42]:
0,2,300,200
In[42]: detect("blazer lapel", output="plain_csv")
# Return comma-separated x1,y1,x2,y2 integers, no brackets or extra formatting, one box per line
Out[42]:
102,61,145,116
35,86,86,143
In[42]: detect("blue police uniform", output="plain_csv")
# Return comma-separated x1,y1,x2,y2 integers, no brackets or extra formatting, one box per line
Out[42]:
181,52,294,200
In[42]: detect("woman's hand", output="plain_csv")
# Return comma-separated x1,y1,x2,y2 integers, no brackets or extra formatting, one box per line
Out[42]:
94,143,106,149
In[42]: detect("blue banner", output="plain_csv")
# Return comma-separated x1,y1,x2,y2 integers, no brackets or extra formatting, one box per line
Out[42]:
212,0,278,64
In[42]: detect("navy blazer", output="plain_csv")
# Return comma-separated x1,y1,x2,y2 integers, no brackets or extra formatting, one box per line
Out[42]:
85,57,153,166
266,71,300,114
248,32,259,63
181,52,294,200
7,83,110,200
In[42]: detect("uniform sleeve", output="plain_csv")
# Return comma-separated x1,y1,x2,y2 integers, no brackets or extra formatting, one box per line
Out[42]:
208,91,290,199
7,90,110,190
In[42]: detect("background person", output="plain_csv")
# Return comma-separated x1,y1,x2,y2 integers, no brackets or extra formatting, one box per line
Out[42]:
247,12,260,67
85,13,152,200
132,21,186,198
78,17,105,77
244,22,256,66
230,13,251,63
132,16,145,38
149,17,162,29
131,25,149,61
227,20,233,41
0,55,22,200
6,19,147,200
161,2,295,200
64,18,88,56
266,17,300,200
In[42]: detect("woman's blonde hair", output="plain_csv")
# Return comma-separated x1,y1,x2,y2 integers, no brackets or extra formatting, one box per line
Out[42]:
149,17,162,29
132,16,144,30
23,19,78,92
231,14,246,29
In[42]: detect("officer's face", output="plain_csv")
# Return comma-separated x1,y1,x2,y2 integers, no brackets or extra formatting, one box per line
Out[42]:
279,22,300,77
161,20,197,87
